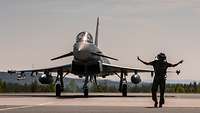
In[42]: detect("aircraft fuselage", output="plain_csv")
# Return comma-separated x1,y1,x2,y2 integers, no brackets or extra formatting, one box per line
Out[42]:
70,31,109,76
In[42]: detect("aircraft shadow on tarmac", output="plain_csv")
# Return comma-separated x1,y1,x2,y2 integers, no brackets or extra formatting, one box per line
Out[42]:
0,94,175,99
59,95,175,99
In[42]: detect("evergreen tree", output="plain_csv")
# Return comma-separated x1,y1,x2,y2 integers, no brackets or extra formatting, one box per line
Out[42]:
30,80,38,92
66,79,80,92
175,84,185,93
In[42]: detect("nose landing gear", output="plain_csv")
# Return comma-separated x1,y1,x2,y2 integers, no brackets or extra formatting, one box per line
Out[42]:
83,75,89,97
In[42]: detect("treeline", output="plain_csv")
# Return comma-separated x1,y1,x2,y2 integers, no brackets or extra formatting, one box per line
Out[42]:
0,79,200,93
0,80,55,92
128,82,200,93
165,82,200,93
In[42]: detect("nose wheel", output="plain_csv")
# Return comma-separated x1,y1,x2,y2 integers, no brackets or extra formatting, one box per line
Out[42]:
83,75,89,97
83,87,88,97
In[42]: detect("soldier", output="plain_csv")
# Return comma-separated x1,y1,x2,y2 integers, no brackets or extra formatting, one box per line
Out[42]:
137,53,183,107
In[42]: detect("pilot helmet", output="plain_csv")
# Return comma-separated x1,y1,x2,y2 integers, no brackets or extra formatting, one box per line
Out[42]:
157,53,166,61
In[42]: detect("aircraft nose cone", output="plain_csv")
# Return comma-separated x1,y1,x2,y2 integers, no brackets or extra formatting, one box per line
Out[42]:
75,43,91,61
78,44,85,52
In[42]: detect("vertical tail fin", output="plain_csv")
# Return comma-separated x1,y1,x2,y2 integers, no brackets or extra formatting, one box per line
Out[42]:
95,17,99,47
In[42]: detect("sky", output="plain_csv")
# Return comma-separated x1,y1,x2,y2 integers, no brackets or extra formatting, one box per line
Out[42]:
0,0,200,81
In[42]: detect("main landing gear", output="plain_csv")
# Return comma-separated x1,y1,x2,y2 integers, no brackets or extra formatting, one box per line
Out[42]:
55,70,68,97
118,72,128,97
56,84,61,97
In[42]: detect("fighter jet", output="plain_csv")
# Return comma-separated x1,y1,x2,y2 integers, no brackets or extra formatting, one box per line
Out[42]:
8,17,155,97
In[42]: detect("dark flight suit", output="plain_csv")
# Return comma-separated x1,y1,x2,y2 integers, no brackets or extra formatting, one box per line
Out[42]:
149,60,173,105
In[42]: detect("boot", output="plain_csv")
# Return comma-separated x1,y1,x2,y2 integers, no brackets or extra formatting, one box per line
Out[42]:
159,102,163,108
154,102,158,108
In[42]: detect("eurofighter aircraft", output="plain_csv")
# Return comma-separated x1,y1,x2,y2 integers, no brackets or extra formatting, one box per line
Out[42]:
9,17,158,97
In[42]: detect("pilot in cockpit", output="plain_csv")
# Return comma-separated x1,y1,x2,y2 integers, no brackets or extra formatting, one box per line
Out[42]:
76,32,93,43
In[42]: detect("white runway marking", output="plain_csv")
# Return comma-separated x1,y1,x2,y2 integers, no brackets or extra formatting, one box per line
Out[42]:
1,93,200,108
0,105,36,111
0,102,54,111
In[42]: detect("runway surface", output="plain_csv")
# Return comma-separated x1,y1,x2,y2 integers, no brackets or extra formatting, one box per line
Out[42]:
0,93,200,113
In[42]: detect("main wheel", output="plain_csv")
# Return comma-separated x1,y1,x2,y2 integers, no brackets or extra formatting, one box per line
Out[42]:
122,84,127,97
84,88,88,97
56,84,61,97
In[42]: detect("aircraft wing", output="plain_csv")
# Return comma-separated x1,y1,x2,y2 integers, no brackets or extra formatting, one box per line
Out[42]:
8,64,72,73
102,63,153,74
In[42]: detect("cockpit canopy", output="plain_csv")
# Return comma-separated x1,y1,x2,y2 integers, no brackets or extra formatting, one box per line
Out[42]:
76,32,93,43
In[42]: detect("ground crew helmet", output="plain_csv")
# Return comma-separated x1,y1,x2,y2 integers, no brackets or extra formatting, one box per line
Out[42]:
157,53,166,61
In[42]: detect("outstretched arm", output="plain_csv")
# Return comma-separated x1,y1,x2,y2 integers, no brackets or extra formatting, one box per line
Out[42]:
170,60,184,67
137,56,152,65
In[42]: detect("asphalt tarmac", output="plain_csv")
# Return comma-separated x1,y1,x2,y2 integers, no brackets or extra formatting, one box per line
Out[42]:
0,93,200,113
